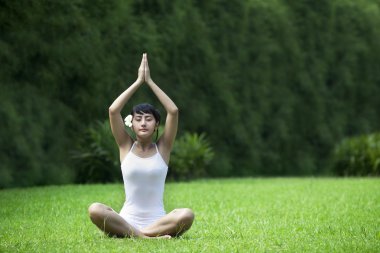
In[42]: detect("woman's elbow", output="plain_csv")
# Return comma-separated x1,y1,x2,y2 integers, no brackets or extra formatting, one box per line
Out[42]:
108,106,119,115
169,107,179,115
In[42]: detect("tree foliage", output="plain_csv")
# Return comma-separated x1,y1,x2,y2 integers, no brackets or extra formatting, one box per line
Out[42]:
331,133,380,176
1,0,380,187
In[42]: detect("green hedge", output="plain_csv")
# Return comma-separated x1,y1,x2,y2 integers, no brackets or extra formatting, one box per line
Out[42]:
1,0,380,187
331,133,380,176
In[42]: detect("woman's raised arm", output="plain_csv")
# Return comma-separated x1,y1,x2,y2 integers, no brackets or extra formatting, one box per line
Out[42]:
109,55,144,154
143,53,178,160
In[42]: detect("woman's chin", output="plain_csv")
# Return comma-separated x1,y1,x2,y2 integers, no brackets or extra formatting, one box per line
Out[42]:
136,132,153,139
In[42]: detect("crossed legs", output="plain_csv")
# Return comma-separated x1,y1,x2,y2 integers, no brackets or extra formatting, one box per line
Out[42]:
88,203,194,238
88,203,147,238
141,208,195,237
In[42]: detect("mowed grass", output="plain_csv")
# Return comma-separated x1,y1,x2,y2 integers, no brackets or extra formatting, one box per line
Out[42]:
0,178,379,252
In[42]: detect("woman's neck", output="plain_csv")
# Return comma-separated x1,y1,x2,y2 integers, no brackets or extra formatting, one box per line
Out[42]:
135,139,154,151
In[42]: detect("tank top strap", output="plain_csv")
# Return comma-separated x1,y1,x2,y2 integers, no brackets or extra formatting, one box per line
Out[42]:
154,143,159,153
130,142,137,151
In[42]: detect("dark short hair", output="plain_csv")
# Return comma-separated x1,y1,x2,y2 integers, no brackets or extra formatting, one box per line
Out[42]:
130,103,161,123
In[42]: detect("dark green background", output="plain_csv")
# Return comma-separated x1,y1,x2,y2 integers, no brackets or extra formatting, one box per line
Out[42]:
1,0,379,187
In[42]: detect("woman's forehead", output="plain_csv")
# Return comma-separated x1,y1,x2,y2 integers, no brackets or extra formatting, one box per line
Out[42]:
134,112,153,117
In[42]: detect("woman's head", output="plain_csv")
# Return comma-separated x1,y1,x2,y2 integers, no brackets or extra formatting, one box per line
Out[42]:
130,103,160,123
130,103,160,140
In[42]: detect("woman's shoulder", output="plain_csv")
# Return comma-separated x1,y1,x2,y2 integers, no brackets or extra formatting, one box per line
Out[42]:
156,141,171,165
119,141,135,163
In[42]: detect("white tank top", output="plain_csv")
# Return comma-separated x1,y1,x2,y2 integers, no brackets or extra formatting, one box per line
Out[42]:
120,142,168,228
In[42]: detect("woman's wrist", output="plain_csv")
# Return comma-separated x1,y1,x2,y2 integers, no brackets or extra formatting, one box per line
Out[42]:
145,78,154,86
136,78,144,85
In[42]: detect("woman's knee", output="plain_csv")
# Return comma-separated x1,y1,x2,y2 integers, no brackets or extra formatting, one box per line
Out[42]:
178,208,195,225
88,202,108,220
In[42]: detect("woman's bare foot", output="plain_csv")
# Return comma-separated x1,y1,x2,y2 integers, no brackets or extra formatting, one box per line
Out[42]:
141,234,171,239
157,235,172,239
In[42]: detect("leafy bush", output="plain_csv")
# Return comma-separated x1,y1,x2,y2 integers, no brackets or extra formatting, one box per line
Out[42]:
71,120,120,183
169,132,214,180
71,120,213,182
331,133,380,176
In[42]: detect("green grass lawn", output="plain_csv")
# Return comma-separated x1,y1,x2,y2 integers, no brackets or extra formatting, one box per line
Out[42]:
0,178,379,252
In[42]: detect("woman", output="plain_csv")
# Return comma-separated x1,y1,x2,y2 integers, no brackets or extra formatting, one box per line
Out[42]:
88,53,194,239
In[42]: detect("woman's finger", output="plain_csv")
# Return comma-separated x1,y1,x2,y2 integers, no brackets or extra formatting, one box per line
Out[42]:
145,53,149,69
139,54,144,68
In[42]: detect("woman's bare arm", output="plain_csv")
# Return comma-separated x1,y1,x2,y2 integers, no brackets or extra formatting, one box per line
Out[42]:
144,53,178,161
109,55,144,155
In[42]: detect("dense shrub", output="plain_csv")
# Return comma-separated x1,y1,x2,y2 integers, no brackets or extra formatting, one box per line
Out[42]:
71,120,120,183
331,133,380,176
71,120,214,182
169,132,214,180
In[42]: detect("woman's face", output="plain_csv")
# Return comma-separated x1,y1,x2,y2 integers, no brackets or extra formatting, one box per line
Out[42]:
132,112,158,138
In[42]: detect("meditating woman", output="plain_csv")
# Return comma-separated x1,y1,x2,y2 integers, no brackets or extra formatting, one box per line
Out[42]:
88,53,194,238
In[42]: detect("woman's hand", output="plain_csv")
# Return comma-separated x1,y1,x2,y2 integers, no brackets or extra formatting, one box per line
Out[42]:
137,54,145,84
144,53,153,84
